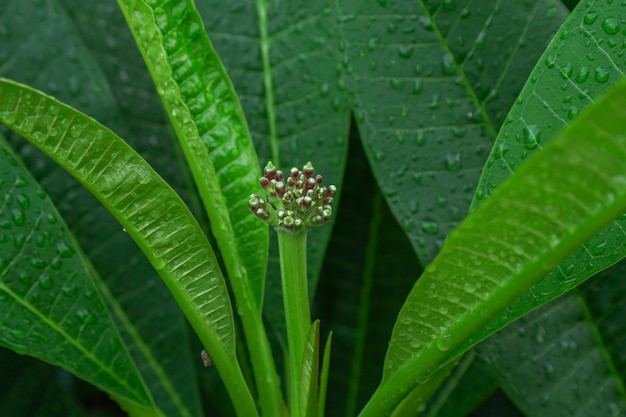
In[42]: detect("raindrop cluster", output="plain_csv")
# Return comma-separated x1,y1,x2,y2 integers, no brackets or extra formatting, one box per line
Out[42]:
249,161,336,234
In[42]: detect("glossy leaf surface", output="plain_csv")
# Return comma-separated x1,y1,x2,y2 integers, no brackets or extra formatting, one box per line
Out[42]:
0,78,257,415
364,79,626,416
336,0,568,263
478,260,626,416
315,130,420,417
0,139,150,407
196,0,351,339
469,0,626,352
115,0,268,311
1,1,205,415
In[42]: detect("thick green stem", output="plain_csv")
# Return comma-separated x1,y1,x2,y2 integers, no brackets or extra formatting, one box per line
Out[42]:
278,231,311,417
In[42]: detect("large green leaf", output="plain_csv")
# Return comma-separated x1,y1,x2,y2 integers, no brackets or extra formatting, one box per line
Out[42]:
115,0,268,312
361,78,626,416
478,259,626,416
335,0,568,264
1,1,206,415
0,348,90,417
0,78,258,417
468,0,626,354
315,128,420,417
0,138,151,410
196,0,351,342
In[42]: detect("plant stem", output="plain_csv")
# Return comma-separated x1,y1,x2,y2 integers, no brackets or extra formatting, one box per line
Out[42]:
278,231,311,417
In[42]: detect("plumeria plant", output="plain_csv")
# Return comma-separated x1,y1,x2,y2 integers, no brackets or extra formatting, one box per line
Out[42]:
2,0,626,417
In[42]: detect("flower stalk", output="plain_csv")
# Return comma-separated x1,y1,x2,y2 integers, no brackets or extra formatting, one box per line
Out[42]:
249,161,336,417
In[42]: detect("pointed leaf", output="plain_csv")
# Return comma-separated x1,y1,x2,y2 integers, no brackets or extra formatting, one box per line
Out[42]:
478,261,626,416
0,139,150,408
468,0,626,344
361,78,626,416
315,130,420,417
0,78,258,417
114,0,268,310
317,332,332,417
300,320,320,417
335,0,568,263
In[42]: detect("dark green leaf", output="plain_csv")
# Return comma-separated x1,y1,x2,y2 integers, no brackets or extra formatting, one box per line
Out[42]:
478,260,626,416
1,2,207,414
116,0,269,312
0,78,259,416
196,0,351,341
336,0,568,263
0,138,150,407
363,78,626,416
315,128,420,417
469,0,626,353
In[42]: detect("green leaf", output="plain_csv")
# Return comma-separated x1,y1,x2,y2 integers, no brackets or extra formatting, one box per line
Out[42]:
1,2,208,415
317,332,332,417
335,0,568,264
424,353,498,417
114,0,268,311
196,0,351,339
300,320,320,417
0,348,89,417
0,138,150,408
478,260,626,416
361,78,626,416
469,0,626,355
315,129,421,417
0,78,258,417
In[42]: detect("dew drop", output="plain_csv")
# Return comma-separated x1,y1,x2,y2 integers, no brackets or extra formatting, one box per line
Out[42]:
444,152,462,171
436,332,452,351
413,79,423,95
601,17,620,34
583,10,599,25
559,63,573,79
39,275,52,289
398,44,413,59
441,53,456,75
421,221,439,234
575,66,589,83
522,125,541,150
594,67,610,83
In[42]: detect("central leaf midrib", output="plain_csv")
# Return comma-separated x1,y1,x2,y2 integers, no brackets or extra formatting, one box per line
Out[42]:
255,0,280,166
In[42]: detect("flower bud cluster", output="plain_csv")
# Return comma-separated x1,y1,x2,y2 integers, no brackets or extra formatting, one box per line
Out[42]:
249,161,336,233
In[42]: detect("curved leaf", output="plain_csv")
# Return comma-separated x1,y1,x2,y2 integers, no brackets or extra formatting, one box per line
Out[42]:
0,138,150,409
2,1,207,415
116,0,267,310
360,78,626,416
469,0,626,354
315,128,421,417
335,0,568,264
478,261,626,416
0,78,258,417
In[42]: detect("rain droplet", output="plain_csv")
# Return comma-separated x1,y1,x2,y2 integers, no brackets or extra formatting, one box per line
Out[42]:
398,44,413,59
601,17,620,34
413,79,423,95
421,221,439,234
575,66,589,83
436,332,452,351
441,53,456,75
39,275,52,289
444,152,462,171
523,125,541,149
559,63,573,79
594,67,610,83
583,10,598,25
